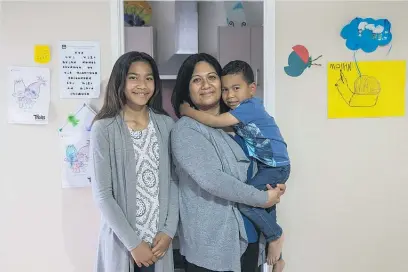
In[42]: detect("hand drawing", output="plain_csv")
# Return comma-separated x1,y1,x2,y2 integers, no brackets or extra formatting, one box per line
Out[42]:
335,70,381,107
64,141,90,174
12,76,46,109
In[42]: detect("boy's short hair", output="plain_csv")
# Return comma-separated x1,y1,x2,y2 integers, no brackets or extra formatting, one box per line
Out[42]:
221,60,255,84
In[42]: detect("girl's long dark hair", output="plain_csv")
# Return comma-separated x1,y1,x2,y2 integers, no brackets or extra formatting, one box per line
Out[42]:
93,51,168,123
171,53,228,118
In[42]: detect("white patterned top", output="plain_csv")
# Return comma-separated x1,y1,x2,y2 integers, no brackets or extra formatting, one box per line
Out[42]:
128,119,160,245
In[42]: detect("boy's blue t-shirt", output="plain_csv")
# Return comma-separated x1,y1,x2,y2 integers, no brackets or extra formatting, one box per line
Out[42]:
231,134,258,243
229,97,290,167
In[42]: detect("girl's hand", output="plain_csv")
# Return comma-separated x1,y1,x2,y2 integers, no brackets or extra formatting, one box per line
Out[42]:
131,241,157,268
151,232,172,258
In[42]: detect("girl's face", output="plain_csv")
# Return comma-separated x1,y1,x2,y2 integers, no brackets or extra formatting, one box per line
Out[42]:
124,61,155,108
189,61,221,111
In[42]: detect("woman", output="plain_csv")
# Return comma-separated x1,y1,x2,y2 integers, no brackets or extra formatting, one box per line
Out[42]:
90,51,179,272
170,53,285,272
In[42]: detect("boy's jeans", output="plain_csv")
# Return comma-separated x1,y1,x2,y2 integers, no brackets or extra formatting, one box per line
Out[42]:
239,163,291,243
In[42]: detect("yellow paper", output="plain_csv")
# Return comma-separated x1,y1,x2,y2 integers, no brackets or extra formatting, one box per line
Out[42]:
34,45,51,64
327,60,406,118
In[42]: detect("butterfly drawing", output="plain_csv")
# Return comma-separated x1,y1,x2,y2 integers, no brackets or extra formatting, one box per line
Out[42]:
12,76,46,109
284,45,322,77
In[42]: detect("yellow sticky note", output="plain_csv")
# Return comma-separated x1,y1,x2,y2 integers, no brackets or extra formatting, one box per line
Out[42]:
327,60,406,119
34,45,51,64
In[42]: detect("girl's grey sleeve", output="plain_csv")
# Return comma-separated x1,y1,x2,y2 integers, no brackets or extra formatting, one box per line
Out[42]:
90,121,142,251
160,118,179,238
171,125,268,207
161,159,179,238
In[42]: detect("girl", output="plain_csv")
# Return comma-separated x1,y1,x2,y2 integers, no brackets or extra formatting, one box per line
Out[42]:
90,51,179,272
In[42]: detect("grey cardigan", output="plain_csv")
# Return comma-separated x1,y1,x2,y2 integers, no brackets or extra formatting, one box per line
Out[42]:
90,110,179,272
171,117,267,272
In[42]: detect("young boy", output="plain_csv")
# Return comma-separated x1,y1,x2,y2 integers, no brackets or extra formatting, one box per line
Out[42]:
180,60,290,270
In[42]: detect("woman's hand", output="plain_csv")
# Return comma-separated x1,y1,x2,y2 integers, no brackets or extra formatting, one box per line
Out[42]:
152,232,172,259
131,241,157,268
262,184,286,208
276,183,286,196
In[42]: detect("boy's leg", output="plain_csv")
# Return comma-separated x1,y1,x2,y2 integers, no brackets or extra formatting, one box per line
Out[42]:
239,205,284,266
241,164,290,266
249,164,290,190
240,164,290,241
238,204,282,243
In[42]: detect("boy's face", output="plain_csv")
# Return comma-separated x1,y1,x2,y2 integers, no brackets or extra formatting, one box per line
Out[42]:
221,73,256,109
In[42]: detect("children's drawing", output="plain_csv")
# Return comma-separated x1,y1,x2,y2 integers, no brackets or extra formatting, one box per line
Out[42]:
8,66,50,125
327,60,405,119
284,45,322,77
12,77,46,109
341,17,392,53
225,1,247,27
59,103,96,134
64,141,90,174
59,103,96,188
335,70,381,107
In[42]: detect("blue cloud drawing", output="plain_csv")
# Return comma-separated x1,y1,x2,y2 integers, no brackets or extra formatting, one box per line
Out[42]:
341,17,392,53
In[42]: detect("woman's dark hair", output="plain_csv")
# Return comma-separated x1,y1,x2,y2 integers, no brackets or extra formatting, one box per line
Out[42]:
171,53,228,118
93,51,168,122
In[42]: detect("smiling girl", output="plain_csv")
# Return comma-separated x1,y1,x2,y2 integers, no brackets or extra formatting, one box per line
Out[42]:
90,51,179,272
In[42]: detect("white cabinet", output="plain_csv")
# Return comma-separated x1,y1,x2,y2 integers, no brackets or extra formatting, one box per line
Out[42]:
217,26,264,99
124,26,156,58
217,27,251,67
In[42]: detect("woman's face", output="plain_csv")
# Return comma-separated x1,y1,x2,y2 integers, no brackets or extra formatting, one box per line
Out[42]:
124,61,155,108
189,61,221,111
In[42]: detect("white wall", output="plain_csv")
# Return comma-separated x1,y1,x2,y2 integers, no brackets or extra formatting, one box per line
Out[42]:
275,2,408,272
0,1,110,271
2,1,407,272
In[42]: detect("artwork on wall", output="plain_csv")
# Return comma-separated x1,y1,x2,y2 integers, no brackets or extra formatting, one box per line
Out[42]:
34,44,51,64
224,1,247,27
124,1,152,27
7,66,50,125
59,103,96,188
59,41,101,99
341,17,392,53
327,60,405,119
284,45,322,77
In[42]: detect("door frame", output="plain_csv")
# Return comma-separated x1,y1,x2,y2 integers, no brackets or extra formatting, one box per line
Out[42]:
109,0,276,117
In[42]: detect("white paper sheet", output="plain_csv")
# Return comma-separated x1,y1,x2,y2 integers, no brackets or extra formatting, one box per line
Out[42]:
60,132,92,188
59,103,96,188
59,41,101,99
7,66,50,125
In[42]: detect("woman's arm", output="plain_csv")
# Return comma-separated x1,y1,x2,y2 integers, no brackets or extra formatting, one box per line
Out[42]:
171,125,268,207
90,121,142,251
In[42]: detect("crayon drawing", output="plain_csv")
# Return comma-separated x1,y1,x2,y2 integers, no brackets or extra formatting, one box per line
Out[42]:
327,60,405,118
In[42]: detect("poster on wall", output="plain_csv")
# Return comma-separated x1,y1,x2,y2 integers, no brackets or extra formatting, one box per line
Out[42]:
327,60,405,119
59,103,96,188
7,66,50,125
59,41,101,99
